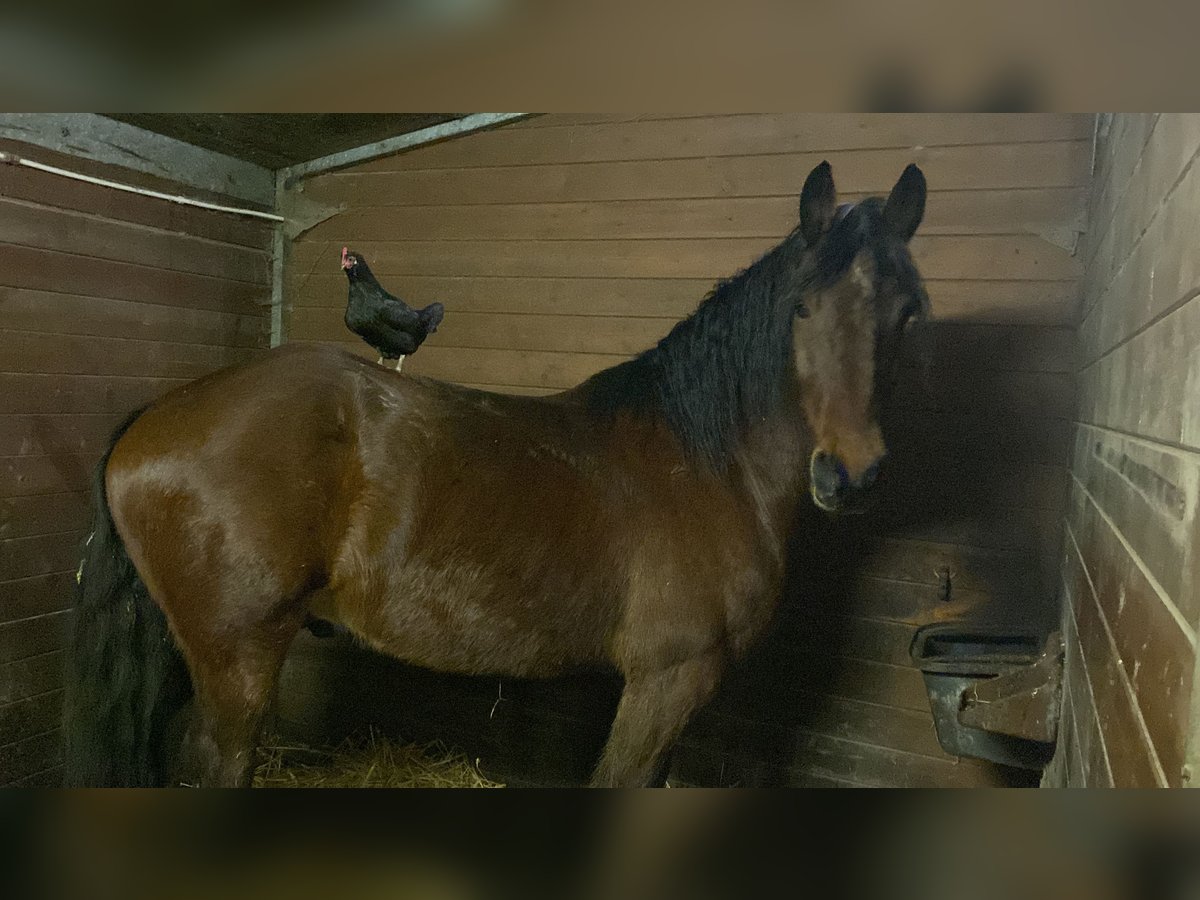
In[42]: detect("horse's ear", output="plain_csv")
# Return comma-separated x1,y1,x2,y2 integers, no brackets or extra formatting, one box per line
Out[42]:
883,164,926,242
799,161,837,246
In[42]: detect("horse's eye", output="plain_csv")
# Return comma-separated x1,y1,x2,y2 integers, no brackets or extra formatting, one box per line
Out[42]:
796,301,810,319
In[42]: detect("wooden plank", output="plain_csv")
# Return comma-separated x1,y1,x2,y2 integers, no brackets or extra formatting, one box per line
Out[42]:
292,274,1081,327
0,728,62,785
11,765,62,786
1067,484,1194,785
0,689,62,746
0,611,68,665
0,112,273,206
0,533,85,582
0,198,269,284
0,288,266,349
0,414,125,458
675,724,1020,788
0,572,74,625
302,188,1091,243
296,339,623,391
1,493,89,539
0,243,270,317
307,142,1092,208
889,369,1077,421
1083,114,1158,273
291,309,675,356
1,455,91,498
291,311,1076,375
1083,115,1200,318
0,331,263,379
687,692,948,762
1070,426,1199,626
1078,295,1200,450
289,235,1080,283
1063,531,1165,786
351,114,1092,171
1063,592,1108,786
772,616,918,669
0,650,62,705
853,537,1041,600
1082,149,1200,365
0,160,273,250
0,374,183,416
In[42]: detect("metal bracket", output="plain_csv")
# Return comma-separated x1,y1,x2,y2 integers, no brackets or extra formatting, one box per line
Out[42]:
959,631,1064,743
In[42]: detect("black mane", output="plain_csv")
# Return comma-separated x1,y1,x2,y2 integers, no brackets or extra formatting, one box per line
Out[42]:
583,201,901,470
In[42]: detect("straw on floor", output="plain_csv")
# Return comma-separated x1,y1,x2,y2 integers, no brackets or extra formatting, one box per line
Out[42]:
253,730,505,788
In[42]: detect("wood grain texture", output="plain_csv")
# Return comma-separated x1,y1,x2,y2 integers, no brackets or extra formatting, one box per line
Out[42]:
0,136,271,783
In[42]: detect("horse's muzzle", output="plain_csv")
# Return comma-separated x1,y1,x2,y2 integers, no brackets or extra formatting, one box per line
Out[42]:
810,450,882,514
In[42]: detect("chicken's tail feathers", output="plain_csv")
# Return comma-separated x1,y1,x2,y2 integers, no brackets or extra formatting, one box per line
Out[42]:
420,302,445,333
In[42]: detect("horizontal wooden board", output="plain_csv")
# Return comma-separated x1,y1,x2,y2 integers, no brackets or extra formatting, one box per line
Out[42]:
0,160,272,251
290,235,1080,283
0,287,266,349
1083,115,1200,319
1062,534,1164,787
1082,152,1200,365
0,493,89,539
308,141,1091,209
290,311,1075,374
0,650,62,706
0,455,92,498
0,374,184,416
0,689,62,747
0,197,269,284
0,532,85,582
10,764,62,786
688,692,948,763
0,727,61,784
674,722,1018,788
1070,425,1199,626
0,611,68,666
1078,294,1200,450
0,571,74,625
1085,114,1158,267
1062,602,1112,786
304,188,1090,243
352,114,1093,171
0,330,263,379
1066,486,1194,785
292,275,1081,327
0,413,125,458
0,243,270,317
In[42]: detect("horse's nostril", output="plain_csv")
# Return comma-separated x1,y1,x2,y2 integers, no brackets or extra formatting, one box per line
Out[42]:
812,451,850,499
861,460,882,489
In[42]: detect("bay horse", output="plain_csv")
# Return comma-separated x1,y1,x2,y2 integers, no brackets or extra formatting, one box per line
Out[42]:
63,161,929,787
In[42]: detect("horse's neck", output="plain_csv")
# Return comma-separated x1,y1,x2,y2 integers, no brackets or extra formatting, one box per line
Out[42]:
730,388,811,542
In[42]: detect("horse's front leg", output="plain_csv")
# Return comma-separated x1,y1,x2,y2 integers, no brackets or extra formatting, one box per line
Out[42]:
590,650,724,787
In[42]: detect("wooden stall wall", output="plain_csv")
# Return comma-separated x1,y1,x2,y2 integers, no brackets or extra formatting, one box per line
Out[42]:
281,114,1090,787
1043,115,1200,789
0,141,273,785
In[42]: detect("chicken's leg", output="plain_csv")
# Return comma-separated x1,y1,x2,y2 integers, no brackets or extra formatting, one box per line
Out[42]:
395,356,405,372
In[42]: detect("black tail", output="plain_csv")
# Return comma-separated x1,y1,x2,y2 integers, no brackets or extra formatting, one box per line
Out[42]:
62,406,192,787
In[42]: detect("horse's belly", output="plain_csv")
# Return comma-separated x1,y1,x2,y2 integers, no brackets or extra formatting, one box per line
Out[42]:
327,557,616,678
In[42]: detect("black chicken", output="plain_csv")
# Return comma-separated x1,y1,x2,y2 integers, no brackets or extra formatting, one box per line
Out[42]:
341,246,444,371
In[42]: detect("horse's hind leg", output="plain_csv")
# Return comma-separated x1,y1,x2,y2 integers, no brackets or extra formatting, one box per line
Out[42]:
590,651,723,788
181,617,301,788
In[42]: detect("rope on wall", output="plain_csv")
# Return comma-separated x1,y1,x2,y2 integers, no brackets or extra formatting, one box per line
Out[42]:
0,151,285,222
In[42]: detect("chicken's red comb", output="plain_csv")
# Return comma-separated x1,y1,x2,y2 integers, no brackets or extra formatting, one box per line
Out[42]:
341,246,350,269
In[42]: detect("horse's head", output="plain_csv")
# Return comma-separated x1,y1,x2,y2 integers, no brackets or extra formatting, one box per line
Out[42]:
787,161,928,514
